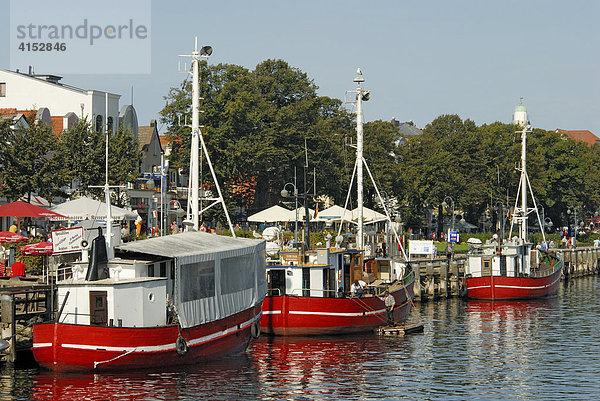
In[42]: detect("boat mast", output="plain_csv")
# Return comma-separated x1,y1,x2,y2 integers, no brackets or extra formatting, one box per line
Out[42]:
190,38,200,231
354,69,365,250
180,38,236,236
509,100,545,244
105,92,113,258
519,123,528,241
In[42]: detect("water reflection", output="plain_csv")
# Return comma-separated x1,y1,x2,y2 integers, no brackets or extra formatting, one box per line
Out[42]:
1,277,598,400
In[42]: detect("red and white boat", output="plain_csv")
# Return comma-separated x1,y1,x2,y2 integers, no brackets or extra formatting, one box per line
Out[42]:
464,101,562,300
32,39,266,372
261,69,414,336
32,231,266,372
261,249,414,336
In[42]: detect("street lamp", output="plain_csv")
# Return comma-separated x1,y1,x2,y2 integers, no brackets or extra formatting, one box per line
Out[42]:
169,200,187,231
281,181,298,248
441,196,456,232
145,178,155,190
567,207,578,242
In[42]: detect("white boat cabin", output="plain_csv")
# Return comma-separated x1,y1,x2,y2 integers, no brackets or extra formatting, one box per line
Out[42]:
55,232,267,330
57,257,173,328
266,248,406,298
465,238,536,278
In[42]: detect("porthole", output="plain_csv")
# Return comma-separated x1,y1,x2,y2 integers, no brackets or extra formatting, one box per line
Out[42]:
148,292,155,303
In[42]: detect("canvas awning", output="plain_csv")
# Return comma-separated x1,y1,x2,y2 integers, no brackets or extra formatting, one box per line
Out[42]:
247,205,293,223
352,207,388,224
312,205,354,223
49,197,139,221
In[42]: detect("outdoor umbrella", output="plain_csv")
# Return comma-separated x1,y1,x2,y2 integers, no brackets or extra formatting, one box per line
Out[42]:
0,231,27,243
19,241,53,255
0,200,66,219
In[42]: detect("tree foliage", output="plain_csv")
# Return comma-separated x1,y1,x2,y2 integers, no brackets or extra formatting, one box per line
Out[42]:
0,118,139,203
0,120,65,202
160,59,356,218
397,115,600,232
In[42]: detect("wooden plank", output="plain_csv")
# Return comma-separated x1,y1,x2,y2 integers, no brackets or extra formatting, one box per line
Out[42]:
376,321,424,336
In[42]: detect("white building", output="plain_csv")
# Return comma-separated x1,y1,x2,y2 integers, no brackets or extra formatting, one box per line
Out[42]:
0,68,137,136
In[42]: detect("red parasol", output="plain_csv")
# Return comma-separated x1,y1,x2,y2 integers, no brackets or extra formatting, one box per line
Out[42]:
0,231,27,243
0,200,66,218
19,241,54,255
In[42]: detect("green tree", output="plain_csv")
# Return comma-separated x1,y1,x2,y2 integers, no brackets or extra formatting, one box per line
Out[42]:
0,121,64,202
57,119,105,194
160,59,354,220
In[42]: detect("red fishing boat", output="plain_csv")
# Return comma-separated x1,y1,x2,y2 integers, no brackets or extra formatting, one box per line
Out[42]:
260,69,414,335
261,249,414,336
32,39,266,372
32,231,266,372
464,101,562,300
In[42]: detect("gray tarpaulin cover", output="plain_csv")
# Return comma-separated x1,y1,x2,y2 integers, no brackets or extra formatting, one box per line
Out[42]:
116,232,266,328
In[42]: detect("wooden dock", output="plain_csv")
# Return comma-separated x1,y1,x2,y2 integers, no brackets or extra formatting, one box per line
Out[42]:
376,321,424,336
1,278,53,363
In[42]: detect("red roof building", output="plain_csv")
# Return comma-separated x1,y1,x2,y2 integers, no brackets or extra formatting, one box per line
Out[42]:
555,129,600,147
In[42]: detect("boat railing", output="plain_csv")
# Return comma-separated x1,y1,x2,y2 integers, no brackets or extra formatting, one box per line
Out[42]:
267,288,282,296
287,288,340,297
59,312,91,324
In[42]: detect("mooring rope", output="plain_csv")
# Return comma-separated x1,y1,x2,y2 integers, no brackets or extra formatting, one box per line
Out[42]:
93,347,137,369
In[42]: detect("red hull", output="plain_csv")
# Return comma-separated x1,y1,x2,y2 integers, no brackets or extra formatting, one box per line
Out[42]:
260,280,414,336
32,305,262,372
465,267,562,300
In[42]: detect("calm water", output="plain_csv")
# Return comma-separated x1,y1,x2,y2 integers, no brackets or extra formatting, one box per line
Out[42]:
2,276,599,400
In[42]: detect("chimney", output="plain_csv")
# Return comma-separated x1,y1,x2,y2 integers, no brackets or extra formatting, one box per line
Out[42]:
150,119,156,128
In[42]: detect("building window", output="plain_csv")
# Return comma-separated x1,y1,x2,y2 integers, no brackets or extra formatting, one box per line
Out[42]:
107,116,114,134
95,115,103,132
0,83,5,97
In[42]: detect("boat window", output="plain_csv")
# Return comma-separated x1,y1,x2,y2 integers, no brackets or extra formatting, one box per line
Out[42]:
147,265,154,277
180,261,215,301
221,254,255,295
159,262,167,277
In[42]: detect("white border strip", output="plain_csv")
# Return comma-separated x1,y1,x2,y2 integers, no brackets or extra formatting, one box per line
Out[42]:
32,313,262,353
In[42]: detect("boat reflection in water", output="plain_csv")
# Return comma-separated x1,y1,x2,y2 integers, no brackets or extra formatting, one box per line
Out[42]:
31,355,260,400
464,298,561,376
249,335,413,399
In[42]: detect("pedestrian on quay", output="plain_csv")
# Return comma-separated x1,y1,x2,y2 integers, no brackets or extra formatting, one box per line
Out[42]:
11,257,26,278
379,290,396,326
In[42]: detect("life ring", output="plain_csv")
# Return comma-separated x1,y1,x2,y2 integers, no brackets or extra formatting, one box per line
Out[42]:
250,321,261,339
175,334,188,356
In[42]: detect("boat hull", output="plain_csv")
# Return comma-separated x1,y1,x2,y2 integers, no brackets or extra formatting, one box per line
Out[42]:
260,279,414,336
32,305,262,372
464,267,562,300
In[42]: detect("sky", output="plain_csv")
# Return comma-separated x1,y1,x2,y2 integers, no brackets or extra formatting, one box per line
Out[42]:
1,0,599,135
